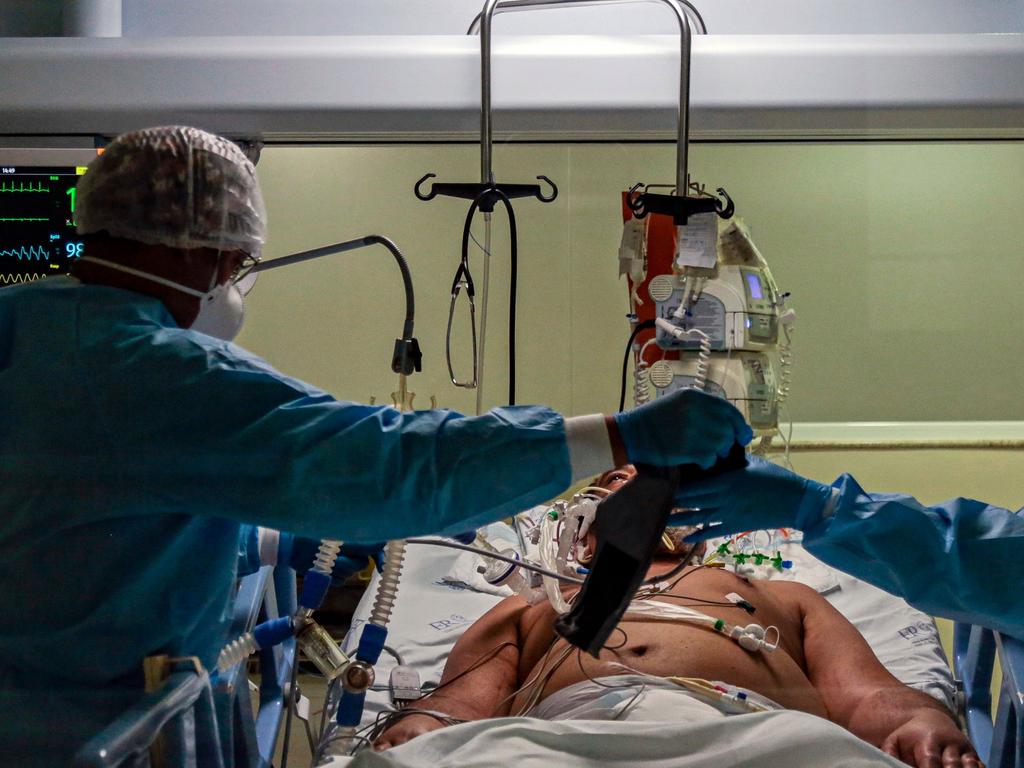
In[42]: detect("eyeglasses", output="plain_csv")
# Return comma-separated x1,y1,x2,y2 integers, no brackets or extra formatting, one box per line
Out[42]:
230,252,261,296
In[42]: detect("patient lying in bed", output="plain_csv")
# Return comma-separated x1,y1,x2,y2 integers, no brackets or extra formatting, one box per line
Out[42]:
377,468,979,767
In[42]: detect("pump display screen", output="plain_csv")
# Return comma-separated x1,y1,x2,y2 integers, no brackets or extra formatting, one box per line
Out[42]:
0,166,86,287
746,272,763,300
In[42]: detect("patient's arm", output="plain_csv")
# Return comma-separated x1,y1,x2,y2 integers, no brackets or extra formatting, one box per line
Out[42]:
776,582,980,767
374,595,527,750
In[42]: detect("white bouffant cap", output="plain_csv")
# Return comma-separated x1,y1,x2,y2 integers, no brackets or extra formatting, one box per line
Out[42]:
76,126,267,253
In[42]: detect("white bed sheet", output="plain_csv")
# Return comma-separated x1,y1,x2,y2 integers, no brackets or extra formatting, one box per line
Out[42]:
339,518,956,734
324,709,905,767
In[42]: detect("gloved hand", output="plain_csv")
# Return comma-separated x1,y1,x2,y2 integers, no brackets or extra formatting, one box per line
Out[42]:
613,389,753,469
281,534,385,585
669,456,834,541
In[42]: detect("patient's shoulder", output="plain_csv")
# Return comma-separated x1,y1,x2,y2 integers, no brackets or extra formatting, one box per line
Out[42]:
763,579,823,602
763,579,854,631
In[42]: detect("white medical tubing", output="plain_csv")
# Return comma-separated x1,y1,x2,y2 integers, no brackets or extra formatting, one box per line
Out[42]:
624,598,718,626
540,510,572,613
633,338,660,407
313,539,342,576
689,328,711,391
633,355,652,406
672,280,694,322
369,540,406,627
625,600,778,653
217,632,258,672
405,538,583,584
776,310,795,407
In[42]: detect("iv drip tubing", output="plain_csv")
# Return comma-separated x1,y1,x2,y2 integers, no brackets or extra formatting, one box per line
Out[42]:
476,214,492,415
463,188,519,413
406,537,584,584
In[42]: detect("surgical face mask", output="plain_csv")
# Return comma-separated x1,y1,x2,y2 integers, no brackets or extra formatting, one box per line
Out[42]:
79,256,245,342
190,280,245,341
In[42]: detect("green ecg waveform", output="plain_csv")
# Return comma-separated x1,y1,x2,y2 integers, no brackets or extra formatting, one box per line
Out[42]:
0,217,48,223
0,181,50,193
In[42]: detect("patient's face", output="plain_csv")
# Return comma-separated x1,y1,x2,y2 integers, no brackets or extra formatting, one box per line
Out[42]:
591,466,706,561
597,466,634,492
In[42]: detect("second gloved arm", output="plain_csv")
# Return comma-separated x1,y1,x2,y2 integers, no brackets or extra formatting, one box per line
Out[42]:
670,455,834,539
672,459,1024,636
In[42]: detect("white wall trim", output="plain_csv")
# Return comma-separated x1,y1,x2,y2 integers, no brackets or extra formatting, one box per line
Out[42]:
788,421,1024,446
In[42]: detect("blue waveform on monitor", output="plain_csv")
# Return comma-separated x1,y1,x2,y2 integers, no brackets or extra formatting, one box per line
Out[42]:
0,273,46,285
0,245,51,261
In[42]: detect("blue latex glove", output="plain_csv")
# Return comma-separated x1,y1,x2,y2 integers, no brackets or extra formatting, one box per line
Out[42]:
614,389,753,469
670,456,834,540
281,534,385,585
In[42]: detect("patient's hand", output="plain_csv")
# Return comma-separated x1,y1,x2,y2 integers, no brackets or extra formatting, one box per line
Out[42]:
880,710,982,767
374,712,448,751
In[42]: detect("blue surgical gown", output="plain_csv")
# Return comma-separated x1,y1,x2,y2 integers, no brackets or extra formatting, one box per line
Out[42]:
802,474,1024,638
0,277,572,765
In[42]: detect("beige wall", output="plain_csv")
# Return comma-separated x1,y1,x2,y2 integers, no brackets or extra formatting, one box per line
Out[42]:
245,141,1024,422
245,141,1024,666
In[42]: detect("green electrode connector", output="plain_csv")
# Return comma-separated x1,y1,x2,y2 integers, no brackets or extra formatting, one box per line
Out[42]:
713,541,792,571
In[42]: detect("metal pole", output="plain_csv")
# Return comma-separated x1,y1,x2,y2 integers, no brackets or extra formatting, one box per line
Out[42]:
480,0,503,185
468,0,705,35
474,213,494,415
470,0,696,200
62,0,123,37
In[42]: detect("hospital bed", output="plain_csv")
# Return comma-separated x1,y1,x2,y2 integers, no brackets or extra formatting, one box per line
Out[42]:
72,564,297,768
74,518,1022,767
316,517,1019,766
954,624,1024,768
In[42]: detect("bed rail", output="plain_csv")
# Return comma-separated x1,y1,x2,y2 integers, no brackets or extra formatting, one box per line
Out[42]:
953,623,1024,768
73,564,297,768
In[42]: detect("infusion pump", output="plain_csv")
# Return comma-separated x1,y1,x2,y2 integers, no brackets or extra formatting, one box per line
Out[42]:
647,353,779,431
649,265,779,352
621,207,793,445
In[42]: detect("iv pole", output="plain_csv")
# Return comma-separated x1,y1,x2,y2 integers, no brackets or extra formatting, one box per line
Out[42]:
463,0,702,415
418,0,709,415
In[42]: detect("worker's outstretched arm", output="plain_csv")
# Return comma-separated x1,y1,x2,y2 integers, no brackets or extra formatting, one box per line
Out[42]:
374,595,528,750
100,332,747,543
675,458,1024,636
803,474,1024,637
783,581,980,767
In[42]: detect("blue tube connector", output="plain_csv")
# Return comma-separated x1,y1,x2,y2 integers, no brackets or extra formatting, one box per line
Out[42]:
253,616,295,650
336,691,367,728
357,622,388,665
299,570,331,612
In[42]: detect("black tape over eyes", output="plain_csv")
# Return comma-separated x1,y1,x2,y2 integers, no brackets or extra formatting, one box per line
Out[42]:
554,444,748,656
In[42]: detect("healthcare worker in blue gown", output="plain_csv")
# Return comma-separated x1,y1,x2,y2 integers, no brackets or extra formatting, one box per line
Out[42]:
673,456,1024,637
0,126,752,766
